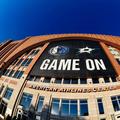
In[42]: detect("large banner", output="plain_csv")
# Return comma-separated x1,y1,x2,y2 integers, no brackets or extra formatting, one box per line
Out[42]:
30,40,115,78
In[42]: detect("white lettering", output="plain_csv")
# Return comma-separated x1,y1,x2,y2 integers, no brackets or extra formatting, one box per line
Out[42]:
48,59,57,70
72,59,80,70
58,59,71,70
95,59,106,70
86,59,95,70
40,59,50,70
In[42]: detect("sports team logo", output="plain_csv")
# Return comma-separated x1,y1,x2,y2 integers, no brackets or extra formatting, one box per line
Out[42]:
49,46,69,56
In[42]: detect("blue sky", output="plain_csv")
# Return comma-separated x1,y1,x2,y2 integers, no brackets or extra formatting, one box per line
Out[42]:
0,0,120,42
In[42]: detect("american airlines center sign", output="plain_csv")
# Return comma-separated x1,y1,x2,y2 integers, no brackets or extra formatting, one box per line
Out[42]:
30,40,115,78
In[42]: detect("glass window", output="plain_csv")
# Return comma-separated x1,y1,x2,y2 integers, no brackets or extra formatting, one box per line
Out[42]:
29,75,35,81
70,100,77,116
43,77,51,83
111,77,116,82
13,71,20,78
54,78,62,84
16,59,23,66
0,85,4,94
97,98,104,114
25,58,33,66
35,76,41,82
71,78,78,84
4,88,13,100
29,50,36,56
19,93,33,110
104,77,110,83
34,49,39,55
92,78,99,84
61,99,69,116
17,71,24,79
8,70,15,77
51,98,60,115
3,69,10,76
12,58,18,65
111,96,120,111
80,99,88,116
0,101,7,116
13,71,23,79
80,78,87,84
21,59,28,66
36,96,44,112
63,78,71,84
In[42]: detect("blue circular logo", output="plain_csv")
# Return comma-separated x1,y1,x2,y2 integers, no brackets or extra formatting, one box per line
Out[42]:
49,46,69,56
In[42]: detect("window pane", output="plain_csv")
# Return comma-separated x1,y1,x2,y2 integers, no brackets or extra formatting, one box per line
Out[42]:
104,77,110,83
37,96,44,112
80,78,87,84
71,79,78,84
98,103,104,114
44,77,51,83
92,78,99,84
63,78,71,84
51,102,59,115
70,104,77,116
80,104,88,116
25,58,33,66
112,100,120,111
13,71,19,78
16,59,23,66
8,70,14,77
80,100,88,116
54,78,62,84
17,71,24,79
21,59,28,66
4,88,13,100
20,93,32,110
61,103,69,116
4,69,10,76
111,77,116,82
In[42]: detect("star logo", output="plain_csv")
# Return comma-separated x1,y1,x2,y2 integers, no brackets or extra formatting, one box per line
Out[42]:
78,47,95,54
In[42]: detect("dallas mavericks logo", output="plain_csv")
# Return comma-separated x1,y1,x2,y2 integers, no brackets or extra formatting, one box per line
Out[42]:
49,46,69,56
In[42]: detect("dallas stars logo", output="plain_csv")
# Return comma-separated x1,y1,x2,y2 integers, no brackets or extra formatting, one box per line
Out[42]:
78,47,95,54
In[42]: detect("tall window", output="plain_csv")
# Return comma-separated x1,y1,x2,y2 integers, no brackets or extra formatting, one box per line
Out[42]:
29,49,40,56
111,96,120,111
36,96,44,112
80,99,89,116
19,93,33,110
92,78,99,84
61,99,77,116
4,88,13,100
63,78,71,84
8,70,15,77
51,98,88,117
61,99,69,116
97,98,104,114
21,58,33,66
3,69,10,76
0,101,7,116
16,59,24,66
104,77,110,83
111,77,116,82
70,100,77,116
54,78,62,84
43,77,51,83
13,70,24,79
71,78,78,84
80,78,87,84
51,98,60,115
0,85,4,95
